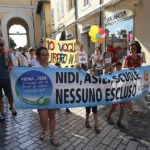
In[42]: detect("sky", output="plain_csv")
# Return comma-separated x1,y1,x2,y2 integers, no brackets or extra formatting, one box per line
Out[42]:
9,25,27,48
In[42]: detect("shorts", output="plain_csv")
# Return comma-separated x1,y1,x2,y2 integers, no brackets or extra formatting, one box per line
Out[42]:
0,79,13,98
111,102,125,109
86,106,97,114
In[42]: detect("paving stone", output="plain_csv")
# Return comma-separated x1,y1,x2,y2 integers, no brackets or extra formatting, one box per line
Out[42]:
137,146,148,150
101,136,114,145
18,139,35,149
65,145,75,150
126,141,139,150
95,144,107,150
109,139,121,149
60,141,71,149
72,138,83,147
107,128,120,137
75,143,85,150
116,144,126,150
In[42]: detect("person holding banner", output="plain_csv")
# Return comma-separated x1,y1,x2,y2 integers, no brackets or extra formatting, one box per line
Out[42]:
89,47,103,75
123,40,142,117
0,38,17,123
35,46,59,146
85,67,101,134
107,62,126,129
100,44,113,74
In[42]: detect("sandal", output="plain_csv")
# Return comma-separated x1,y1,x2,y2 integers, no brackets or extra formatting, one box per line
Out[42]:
85,121,91,128
39,130,46,141
107,118,114,125
95,127,101,134
129,111,139,117
117,121,126,129
51,137,59,146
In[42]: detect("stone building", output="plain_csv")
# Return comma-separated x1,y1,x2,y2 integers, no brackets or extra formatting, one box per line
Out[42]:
51,0,150,65
0,0,48,48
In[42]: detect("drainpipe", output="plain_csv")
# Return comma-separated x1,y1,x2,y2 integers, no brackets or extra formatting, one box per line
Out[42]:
31,0,36,47
99,0,102,49
74,0,78,39
99,0,102,27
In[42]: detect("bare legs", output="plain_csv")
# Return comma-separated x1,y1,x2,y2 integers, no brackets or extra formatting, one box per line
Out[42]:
0,98,4,115
38,109,59,146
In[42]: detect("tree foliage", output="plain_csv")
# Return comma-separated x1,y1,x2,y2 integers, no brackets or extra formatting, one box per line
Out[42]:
9,37,17,49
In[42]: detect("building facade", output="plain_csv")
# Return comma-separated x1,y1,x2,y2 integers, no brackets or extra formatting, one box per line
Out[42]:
0,0,43,48
51,0,101,59
103,0,150,64
51,0,150,65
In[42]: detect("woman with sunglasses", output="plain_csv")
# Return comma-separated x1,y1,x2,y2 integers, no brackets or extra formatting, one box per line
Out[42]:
35,46,59,146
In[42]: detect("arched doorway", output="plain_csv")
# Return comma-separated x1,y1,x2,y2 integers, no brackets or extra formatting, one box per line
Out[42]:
8,18,28,48
1,12,35,48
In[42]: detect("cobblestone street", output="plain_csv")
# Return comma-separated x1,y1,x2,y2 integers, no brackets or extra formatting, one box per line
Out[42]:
0,96,150,150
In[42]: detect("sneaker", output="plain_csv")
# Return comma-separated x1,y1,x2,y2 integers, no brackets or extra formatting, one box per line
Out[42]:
117,121,126,129
107,118,114,125
0,114,5,123
85,121,91,128
95,127,101,134
66,108,71,113
10,107,17,116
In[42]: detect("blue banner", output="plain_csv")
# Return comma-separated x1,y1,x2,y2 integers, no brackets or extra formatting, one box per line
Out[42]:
10,66,150,109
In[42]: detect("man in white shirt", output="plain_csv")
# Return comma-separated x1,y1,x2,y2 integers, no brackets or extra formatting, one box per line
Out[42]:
10,49,19,66
18,47,30,66
78,44,88,66
28,48,39,66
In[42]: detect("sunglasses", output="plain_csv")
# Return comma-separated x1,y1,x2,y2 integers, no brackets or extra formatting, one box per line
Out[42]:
0,44,4,47
40,54,49,56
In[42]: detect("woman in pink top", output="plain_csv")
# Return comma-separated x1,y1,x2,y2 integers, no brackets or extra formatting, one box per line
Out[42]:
123,40,142,117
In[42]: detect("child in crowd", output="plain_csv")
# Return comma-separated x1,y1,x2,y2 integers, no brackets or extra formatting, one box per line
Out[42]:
85,68,101,133
107,62,126,129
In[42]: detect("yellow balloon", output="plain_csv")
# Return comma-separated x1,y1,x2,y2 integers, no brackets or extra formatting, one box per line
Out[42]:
90,25,98,31
90,25,96,30
92,26,99,34
88,30,94,37
91,37,97,43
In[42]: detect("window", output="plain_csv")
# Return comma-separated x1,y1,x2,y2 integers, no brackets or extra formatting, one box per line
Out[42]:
83,0,90,7
51,9,54,25
9,25,27,48
67,0,74,11
57,1,60,20
105,19,133,61
60,0,64,17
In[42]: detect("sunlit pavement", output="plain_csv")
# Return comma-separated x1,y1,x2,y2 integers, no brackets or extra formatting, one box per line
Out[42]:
0,97,150,150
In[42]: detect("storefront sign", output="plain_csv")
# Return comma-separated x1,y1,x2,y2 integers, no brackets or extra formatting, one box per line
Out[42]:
105,9,134,24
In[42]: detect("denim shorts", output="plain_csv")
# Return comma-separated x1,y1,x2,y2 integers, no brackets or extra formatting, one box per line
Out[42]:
86,106,97,114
